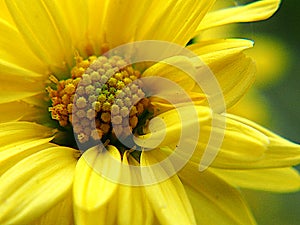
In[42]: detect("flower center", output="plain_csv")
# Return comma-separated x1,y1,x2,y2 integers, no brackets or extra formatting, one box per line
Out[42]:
46,53,152,151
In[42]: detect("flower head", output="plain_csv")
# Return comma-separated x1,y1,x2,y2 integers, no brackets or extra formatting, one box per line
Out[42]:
1,1,299,225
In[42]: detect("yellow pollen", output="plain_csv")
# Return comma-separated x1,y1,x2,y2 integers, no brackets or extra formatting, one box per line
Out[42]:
47,53,150,145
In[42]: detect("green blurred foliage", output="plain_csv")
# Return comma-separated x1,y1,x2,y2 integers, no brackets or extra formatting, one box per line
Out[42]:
243,0,300,144
236,1,300,225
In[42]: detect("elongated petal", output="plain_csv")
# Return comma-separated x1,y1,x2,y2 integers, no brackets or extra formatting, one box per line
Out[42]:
0,91,40,105
0,19,46,105
141,150,196,225
0,147,77,225
196,0,280,32
211,167,300,192
56,0,89,56
136,0,215,45
149,91,207,116
179,162,257,225
73,145,121,225
0,78,44,104
222,114,300,168
117,152,153,225
189,39,256,109
5,0,73,72
0,46,45,103
0,121,55,148
0,101,36,122
188,38,254,56
103,0,152,48
85,0,108,55
0,18,47,75
142,56,197,92
0,0,13,23
153,107,299,169
32,193,74,225
144,39,254,112
0,139,55,175
0,122,56,175
135,106,269,170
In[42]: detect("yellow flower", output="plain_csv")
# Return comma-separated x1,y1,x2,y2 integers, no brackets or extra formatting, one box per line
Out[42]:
0,1,299,225
195,1,291,126
219,35,289,126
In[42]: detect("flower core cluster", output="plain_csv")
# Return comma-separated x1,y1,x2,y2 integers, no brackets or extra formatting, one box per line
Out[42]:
47,54,150,148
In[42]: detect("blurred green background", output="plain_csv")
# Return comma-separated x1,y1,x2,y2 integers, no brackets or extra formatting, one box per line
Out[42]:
248,0,300,144
233,1,300,225
198,1,300,224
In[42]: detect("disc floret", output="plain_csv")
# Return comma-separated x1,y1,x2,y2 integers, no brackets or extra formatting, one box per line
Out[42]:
47,54,150,147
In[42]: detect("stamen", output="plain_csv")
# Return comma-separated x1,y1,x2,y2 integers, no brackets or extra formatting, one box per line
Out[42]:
47,54,151,148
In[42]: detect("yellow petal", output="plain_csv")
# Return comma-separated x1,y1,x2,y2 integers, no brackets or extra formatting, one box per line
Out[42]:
56,0,89,56
5,0,73,72
0,65,44,104
0,101,36,122
149,91,207,116
179,162,257,225
196,0,280,32
0,73,44,103
103,0,152,48
211,167,300,192
32,193,74,225
0,18,47,75
142,55,212,115
135,106,269,170
0,121,55,146
117,152,153,225
222,114,300,168
141,150,196,225
85,0,108,55
189,39,256,109
0,146,77,225
73,145,121,225
142,56,197,92
0,19,45,105
0,0,13,23
136,0,215,45
0,90,41,104
188,38,254,56
0,138,55,175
